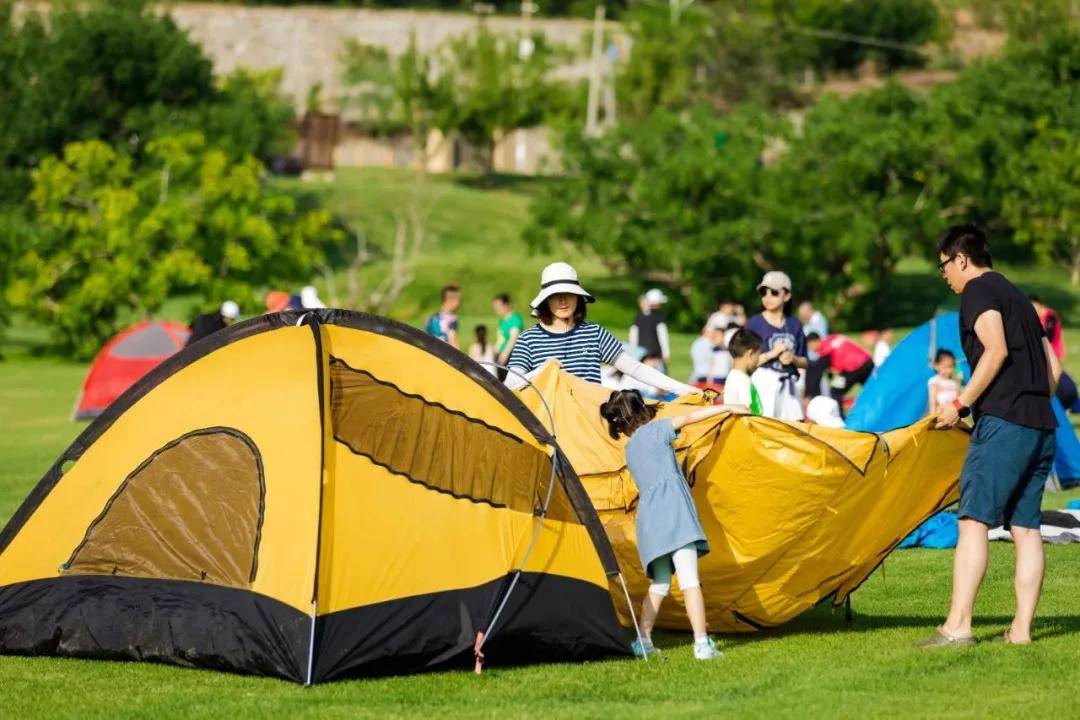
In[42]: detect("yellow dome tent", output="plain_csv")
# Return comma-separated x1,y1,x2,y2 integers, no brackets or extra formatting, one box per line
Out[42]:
516,363,969,633
0,312,629,682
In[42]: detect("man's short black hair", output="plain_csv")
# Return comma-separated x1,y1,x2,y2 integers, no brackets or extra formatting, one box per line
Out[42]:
494,293,511,305
728,328,763,359
441,284,461,301
937,224,992,268
934,348,956,364
806,332,821,343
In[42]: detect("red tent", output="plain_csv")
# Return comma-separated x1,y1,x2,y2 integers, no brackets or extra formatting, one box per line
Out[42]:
75,321,190,420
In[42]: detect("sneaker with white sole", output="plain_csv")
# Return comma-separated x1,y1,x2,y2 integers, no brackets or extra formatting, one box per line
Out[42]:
693,637,722,660
631,638,662,658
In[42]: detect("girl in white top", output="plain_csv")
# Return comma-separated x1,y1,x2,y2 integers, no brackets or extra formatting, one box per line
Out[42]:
927,349,961,413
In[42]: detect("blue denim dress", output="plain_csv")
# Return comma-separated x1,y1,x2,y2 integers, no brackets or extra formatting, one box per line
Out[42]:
625,418,709,578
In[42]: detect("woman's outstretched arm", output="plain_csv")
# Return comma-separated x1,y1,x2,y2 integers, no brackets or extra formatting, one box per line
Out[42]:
612,352,700,396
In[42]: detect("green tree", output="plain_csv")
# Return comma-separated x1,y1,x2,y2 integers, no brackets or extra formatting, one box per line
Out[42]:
5,135,340,358
526,106,781,325
440,25,563,181
1003,123,1080,283
0,1,215,200
1,1,295,203
339,33,453,167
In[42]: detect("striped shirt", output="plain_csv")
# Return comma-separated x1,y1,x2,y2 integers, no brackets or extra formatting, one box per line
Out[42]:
508,322,623,384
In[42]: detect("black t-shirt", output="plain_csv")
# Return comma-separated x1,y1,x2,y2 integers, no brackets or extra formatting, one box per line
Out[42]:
632,310,666,359
959,272,1056,430
186,312,227,347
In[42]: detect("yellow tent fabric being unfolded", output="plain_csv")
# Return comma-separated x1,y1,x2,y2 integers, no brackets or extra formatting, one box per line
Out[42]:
516,362,969,632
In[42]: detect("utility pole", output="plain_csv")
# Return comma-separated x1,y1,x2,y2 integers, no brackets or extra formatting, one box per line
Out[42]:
585,4,605,137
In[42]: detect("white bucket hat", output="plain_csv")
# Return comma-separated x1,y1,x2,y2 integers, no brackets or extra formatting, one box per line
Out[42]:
530,262,595,316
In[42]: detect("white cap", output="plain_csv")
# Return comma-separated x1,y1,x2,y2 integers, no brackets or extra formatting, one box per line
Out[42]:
300,285,326,309
757,270,792,293
220,301,240,320
529,262,595,316
644,288,668,305
807,396,845,428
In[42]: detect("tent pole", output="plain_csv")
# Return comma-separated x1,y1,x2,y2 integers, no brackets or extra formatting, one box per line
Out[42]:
473,362,559,671
304,313,329,686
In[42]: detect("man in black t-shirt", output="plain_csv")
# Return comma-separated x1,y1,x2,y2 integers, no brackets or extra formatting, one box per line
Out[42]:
917,225,1062,649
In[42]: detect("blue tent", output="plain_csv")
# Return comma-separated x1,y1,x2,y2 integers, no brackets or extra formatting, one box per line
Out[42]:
847,312,1080,487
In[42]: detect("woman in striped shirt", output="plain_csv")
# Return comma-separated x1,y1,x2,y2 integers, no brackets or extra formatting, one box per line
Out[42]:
505,262,700,397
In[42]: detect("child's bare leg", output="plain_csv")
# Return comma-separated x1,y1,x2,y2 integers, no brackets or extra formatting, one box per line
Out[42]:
683,586,708,638
638,591,665,639
639,555,674,640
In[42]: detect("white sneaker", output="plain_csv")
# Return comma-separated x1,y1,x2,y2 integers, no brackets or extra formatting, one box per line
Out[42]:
693,637,722,660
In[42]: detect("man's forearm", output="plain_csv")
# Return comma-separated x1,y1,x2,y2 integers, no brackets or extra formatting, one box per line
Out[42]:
958,349,1006,407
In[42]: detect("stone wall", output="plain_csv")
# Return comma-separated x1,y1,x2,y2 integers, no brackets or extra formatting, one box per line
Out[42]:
165,3,607,114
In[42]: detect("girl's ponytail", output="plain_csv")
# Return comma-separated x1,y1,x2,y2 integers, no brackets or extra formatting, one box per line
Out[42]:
600,389,657,440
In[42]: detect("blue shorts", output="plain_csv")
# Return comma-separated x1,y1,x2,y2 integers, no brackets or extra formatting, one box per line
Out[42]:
958,415,1056,529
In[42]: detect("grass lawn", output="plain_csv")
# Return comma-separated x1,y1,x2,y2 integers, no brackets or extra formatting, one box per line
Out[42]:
1,344,1080,718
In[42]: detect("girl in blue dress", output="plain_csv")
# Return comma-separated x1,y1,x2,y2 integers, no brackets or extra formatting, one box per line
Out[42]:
600,389,749,660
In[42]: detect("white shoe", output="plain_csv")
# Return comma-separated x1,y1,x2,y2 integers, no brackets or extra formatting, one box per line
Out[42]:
693,637,722,660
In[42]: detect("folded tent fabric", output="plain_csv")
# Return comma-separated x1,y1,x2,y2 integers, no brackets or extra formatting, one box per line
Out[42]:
516,363,970,632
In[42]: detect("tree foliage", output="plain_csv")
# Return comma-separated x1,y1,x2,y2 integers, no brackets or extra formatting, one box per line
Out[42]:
1003,122,1080,283
5,136,340,358
527,26,1080,328
340,24,566,179
441,25,562,174
0,1,294,204
340,33,453,159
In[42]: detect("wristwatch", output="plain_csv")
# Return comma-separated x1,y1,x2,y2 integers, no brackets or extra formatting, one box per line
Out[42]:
951,398,971,419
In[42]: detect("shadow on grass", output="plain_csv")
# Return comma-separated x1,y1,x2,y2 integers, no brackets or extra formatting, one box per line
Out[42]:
450,172,554,195
649,611,1080,651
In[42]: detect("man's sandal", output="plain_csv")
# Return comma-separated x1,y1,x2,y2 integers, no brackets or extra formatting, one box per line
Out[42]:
992,630,1031,645
914,627,977,648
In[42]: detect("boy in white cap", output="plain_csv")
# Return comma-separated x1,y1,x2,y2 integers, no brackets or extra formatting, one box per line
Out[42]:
504,263,700,398
630,288,672,372
745,271,809,420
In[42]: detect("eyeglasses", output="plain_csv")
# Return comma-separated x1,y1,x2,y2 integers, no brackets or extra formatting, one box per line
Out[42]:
758,287,784,298
938,255,957,274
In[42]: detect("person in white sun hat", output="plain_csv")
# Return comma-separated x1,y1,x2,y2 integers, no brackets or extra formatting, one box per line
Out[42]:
745,270,809,421
630,288,672,372
504,262,701,397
